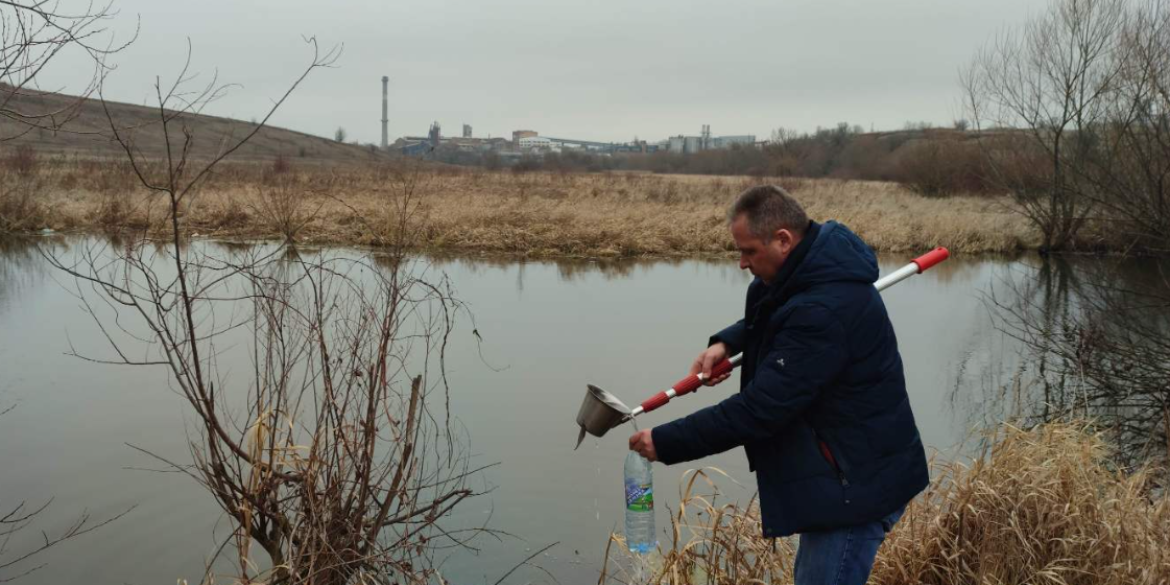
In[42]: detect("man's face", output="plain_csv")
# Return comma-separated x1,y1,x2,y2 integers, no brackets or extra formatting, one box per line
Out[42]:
730,215,799,284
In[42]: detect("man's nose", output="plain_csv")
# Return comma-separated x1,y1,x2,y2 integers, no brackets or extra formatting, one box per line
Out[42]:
739,256,750,270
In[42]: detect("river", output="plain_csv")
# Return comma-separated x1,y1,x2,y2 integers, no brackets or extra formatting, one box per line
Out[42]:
0,236,1139,584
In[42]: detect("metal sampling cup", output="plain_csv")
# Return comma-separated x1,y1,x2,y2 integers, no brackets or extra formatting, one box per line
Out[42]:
574,384,632,449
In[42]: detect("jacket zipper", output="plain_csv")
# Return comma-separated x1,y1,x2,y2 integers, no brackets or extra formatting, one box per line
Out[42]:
818,439,850,488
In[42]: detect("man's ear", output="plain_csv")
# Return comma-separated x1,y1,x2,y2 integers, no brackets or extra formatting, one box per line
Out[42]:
772,228,793,251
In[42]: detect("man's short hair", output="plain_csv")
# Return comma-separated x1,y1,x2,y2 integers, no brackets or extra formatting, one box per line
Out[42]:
729,185,809,241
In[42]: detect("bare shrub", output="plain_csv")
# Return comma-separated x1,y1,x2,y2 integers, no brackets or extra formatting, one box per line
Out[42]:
5,145,36,176
49,39,491,585
201,195,250,230
892,139,988,197
0,159,45,232
88,160,139,195
251,177,323,242
268,153,291,178
92,189,132,230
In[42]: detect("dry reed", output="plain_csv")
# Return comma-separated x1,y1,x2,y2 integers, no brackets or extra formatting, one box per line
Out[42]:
2,157,1043,256
601,422,1170,585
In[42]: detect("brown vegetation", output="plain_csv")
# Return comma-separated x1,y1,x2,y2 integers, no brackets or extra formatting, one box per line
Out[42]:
1,156,1040,256
602,422,1170,585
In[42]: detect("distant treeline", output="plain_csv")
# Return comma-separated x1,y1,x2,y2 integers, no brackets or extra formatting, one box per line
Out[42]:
429,123,994,198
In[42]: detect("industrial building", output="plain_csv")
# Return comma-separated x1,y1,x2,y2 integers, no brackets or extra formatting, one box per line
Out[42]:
663,126,757,154
518,136,554,150
511,130,537,147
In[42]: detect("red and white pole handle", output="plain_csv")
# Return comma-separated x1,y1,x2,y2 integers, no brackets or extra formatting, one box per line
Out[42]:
633,354,743,416
630,247,949,417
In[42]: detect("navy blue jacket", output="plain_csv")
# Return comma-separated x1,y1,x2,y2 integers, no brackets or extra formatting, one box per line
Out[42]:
652,221,929,537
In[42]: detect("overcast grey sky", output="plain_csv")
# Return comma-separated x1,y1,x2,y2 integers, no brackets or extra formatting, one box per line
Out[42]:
43,0,1047,144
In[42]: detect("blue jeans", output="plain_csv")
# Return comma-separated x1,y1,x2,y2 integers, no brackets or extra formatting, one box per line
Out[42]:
793,506,904,585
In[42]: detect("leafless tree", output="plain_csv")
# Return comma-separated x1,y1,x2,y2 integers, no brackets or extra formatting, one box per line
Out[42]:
44,38,498,584
1071,1,1170,251
962,0,1170,253
963,0,1128,251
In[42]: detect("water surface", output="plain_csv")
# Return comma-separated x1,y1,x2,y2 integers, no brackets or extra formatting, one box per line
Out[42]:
0,237,1056,584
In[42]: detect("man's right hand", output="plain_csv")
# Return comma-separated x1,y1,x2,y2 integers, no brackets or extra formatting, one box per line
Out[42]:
690,342,731,387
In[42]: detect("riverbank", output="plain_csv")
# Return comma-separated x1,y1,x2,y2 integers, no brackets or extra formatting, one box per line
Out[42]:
1,159,1036,256
604,422,1170,585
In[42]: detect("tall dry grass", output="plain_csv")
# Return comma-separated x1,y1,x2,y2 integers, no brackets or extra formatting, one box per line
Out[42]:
0,146,49,232
602,422,1170,585
4,157,1041,256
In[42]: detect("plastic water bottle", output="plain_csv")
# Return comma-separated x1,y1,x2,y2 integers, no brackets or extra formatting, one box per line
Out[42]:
623,451,656,554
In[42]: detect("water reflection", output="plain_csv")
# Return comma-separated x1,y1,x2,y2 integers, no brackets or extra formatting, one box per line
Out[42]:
973,254,1170,474
426,254,750,292
0,237,51,311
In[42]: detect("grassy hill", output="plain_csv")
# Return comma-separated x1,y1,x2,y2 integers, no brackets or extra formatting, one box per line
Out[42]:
0,85,388,164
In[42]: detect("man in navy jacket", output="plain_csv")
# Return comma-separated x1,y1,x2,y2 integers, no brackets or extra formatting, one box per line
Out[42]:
629,185,928,585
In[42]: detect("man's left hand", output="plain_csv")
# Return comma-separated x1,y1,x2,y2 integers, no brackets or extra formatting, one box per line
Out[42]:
628,429,657,462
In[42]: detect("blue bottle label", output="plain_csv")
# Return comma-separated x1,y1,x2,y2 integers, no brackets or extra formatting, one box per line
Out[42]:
625,481,654,512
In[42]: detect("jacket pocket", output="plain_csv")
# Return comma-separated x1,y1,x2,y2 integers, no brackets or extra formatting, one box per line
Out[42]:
817,438,850,489
758,421,832,483
814,430,851,498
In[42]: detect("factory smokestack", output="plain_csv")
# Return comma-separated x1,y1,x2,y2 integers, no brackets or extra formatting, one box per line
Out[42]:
380,76,389,149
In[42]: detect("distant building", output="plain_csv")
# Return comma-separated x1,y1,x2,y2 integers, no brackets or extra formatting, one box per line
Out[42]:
512,129,537,147
393,137,433,156
666,135,704,154
667,132,757,153
396,124,509,157
518,136,553,150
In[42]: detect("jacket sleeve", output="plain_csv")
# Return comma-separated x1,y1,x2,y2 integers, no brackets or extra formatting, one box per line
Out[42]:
709,320,747,353
653,304,849,465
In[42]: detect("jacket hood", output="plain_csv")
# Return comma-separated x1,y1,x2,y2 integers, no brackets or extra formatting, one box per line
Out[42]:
755,221,879,310
790,220,878,291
